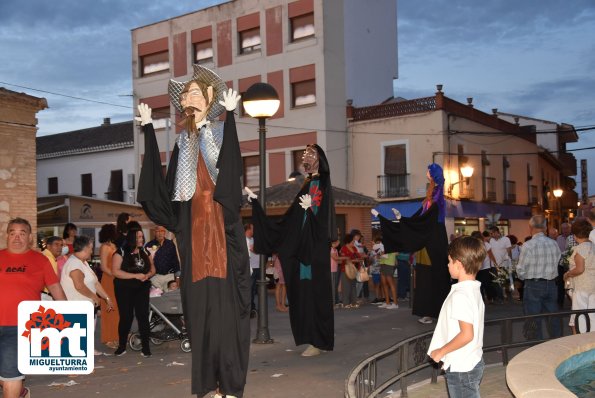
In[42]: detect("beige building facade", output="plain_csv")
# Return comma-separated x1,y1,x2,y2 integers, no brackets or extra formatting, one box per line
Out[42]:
348,89,577,238
0,88,47,248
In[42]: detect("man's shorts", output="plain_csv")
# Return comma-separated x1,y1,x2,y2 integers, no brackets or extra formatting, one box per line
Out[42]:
0,326,24,380
380,264,395,276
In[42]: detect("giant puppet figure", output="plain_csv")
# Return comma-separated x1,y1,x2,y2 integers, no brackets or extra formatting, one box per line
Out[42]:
136,65,250,398
245,144,336,357
372,163,450,323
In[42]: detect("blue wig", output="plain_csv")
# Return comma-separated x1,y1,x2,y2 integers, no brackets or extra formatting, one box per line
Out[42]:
427,163,445,222
428,163,445,187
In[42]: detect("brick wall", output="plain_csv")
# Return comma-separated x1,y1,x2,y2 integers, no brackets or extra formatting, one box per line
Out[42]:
0,88,47,249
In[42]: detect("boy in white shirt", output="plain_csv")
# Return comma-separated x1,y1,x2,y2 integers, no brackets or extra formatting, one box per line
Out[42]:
428,236,486,397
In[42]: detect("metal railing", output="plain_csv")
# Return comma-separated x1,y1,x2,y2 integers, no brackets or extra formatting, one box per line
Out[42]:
345,309,594,398
504,180,516,203
377,174,410,198
484,177,496,201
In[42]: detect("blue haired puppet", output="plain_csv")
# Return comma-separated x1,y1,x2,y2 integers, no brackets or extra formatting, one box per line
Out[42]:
375,162,450,323
423,163,445,223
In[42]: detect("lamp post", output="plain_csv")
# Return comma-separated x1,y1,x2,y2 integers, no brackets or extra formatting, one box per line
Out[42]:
243,82,280,344
553,188,563,227
448,163,474,197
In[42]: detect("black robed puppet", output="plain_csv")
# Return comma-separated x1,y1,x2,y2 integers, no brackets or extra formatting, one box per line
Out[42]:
245,144,337,357
372,163,451,323
136,65,250,398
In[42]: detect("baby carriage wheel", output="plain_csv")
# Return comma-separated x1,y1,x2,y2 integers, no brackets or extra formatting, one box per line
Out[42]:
150,337,164,345
128,332,142,351
180,338,191,353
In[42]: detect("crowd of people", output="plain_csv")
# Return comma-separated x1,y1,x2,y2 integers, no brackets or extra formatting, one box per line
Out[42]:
0,213,183,398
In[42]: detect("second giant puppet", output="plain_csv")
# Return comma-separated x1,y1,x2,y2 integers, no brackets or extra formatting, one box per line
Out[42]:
247,144,336,356
375,163,450,319
136,65,250,398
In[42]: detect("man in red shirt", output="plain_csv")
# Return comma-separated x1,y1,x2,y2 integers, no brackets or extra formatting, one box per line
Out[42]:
0,218,66,398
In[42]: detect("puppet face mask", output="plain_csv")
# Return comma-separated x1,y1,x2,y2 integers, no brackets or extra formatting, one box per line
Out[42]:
180,82,212,124
302,146,319,174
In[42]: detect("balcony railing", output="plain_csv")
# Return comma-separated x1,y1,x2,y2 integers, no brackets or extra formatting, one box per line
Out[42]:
529,184,538,205
105,190,126,202
504,180,516,204
459,181,474,199
484,177,496,202
377,174,410,199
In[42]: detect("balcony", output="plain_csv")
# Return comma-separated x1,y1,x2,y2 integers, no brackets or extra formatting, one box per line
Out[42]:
459,181,474,199
484,177,496,202
504,180,516,204
377,174,410,199
529,185,538,205
105,190,126,202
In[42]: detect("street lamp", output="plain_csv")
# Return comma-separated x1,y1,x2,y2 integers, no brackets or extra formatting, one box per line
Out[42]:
553,188,563,226
243,82,280,344
448,163,474,197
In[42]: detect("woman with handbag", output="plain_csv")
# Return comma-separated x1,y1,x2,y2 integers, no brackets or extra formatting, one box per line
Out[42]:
339,233,364,308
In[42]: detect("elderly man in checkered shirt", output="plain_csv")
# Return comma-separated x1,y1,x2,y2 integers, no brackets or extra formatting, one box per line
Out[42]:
516,214,562,340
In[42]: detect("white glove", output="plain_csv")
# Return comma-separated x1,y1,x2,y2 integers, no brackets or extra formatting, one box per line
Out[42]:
391,208,402,220
299,194,312,210
135,103,153,126
371,209,379,217
219,88,241,112
244,186,257,202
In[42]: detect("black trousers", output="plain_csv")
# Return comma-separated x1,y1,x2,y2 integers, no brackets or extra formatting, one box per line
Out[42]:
114,278,151,351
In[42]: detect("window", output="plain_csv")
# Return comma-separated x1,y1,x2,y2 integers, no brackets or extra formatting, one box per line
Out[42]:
107,170,123,202
151,106,171,130
243,156,260,188
378,144,409,198
194,40,213,64
81,174,93,197
48,177,58,195
291,79,316,107
290,12,314,42
127,173,135,190
239,27,261,54
141,51,169,76
384,145,407,175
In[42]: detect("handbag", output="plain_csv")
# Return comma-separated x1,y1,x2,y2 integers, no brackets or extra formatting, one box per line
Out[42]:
344,260,357,280
356,265,370,283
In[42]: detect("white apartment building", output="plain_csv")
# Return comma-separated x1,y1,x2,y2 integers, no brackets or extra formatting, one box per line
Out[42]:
131,0,398,190
37,119,136,203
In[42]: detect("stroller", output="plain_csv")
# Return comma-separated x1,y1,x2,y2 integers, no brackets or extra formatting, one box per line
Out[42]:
128,289,191,353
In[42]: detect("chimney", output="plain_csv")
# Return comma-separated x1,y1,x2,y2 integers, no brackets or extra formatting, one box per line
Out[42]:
467,97,474,108
102,117,111,126
492,108,498,116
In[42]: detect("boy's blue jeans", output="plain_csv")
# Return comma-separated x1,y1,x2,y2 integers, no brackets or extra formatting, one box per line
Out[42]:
444,358,484,398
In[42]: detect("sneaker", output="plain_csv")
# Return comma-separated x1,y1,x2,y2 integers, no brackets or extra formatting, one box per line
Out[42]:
385,303,399,309
371,298,384,304
418,316,433,324
301,345,321,357
141,351,152,358
379,303,389,308
114,346,127,356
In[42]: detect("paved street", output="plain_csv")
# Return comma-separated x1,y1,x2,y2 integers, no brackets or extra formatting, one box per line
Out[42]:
13,293,526,398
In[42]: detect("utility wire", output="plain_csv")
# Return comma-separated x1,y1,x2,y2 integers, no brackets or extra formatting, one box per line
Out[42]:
3,81,595,137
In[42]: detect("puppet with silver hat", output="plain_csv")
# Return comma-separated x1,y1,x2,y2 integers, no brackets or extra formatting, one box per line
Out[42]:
136,64,250,398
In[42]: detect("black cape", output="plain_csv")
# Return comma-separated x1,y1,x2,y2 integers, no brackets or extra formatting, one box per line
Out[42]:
378,203,450,318
250,145,336,350
137,111,251,398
